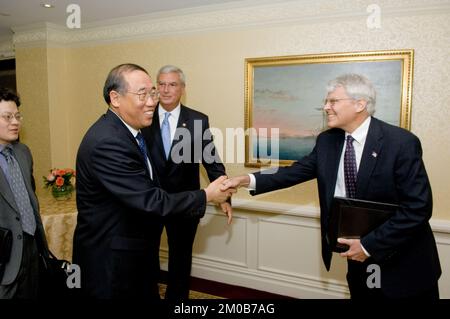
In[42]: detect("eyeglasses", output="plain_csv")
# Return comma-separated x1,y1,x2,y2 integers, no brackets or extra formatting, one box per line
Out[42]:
158,82,180,89
323,98,355,106
0,112,23,123
127,90,160,102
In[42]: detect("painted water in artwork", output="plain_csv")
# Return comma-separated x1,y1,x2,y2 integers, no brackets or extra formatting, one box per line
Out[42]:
251,60,402,161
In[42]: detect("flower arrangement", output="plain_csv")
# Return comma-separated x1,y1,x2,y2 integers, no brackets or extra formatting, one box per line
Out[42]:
43,168,76,200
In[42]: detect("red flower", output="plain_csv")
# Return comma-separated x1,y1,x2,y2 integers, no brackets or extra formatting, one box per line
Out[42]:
55,177,65,187
43,167,75,190
56,169,66,176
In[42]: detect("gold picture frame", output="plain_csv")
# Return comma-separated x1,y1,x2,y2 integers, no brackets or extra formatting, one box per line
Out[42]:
245,49,414,167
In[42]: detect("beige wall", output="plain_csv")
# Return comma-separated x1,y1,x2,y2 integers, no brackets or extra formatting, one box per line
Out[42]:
15,4,450,219
15,47,51,195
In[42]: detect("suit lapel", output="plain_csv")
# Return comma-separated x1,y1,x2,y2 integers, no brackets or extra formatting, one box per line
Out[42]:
149,107,166,167
166,106,190,175
356,117,383,197
12,145,39,214
176,105,190,131
106,110,158,184
325,130,345,202
0,167,20,214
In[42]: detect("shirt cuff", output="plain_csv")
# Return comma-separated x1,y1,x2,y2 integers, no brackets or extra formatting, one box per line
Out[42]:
247,174,256,190
360,243,371,257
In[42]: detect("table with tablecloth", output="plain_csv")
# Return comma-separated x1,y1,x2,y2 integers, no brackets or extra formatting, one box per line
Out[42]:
38,192,77,262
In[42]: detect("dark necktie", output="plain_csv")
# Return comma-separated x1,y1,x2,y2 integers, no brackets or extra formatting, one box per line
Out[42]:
161,112,171,159
344,135,357,198
135,132,151,175
1,146,36,235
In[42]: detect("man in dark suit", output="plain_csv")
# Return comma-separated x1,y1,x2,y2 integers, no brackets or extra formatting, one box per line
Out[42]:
73,64,233,299
222,74,441,299
141,65,232,301
0,87,50,299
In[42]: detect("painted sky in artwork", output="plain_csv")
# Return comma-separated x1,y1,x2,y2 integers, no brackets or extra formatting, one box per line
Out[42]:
252,60,402,138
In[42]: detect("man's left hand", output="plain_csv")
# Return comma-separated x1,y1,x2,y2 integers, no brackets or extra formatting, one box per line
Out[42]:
220,202,233,225
338,238,369,262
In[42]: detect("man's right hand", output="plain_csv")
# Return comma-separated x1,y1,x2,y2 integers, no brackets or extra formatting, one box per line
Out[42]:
221,175,250,191
204,176,236,204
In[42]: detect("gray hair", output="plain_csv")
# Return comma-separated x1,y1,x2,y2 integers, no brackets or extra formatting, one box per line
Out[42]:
157,65,186,86
326,74,376,115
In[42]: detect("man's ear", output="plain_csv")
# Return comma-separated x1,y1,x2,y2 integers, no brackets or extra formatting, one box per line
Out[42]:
110,91,121,108
355,99,368,113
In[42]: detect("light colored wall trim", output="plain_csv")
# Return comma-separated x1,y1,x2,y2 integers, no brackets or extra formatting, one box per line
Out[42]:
11,0,450,47
12,23,68,48
232,198,450,233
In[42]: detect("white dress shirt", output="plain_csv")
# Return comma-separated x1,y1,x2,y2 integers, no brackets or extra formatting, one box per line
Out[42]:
334,116,371,197
159,104,181,143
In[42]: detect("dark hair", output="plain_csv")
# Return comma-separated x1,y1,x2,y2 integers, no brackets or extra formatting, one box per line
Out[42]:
0,87,21,107
103,63,149,104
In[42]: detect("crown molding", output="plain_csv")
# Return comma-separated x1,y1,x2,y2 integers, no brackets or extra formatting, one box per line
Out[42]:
11,0,450,47
12,22,69,48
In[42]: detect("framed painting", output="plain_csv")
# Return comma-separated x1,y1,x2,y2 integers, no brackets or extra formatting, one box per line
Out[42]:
244,49,414,167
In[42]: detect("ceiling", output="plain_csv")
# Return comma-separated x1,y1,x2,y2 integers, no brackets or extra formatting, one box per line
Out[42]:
0,0,253,38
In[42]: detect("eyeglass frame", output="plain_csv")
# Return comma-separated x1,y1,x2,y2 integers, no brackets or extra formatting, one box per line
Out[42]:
126,89,160,102
322,98,356,106
0,112,24,123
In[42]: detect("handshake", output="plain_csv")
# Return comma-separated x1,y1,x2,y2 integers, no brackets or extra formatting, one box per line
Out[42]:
203,175,250,204
203,175,251,225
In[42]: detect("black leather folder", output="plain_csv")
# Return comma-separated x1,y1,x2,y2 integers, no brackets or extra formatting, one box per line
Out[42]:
328,197,398,253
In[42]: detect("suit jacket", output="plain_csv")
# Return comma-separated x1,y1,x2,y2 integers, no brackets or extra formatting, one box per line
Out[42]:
0,142,48,285
141,104,226,195
73,110,207,298
252,117,441,298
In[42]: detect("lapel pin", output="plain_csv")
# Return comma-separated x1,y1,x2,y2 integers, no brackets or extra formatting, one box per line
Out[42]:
371,151,377,158
182,123,186,127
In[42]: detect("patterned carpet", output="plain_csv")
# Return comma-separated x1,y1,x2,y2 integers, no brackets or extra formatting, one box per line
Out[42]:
158,283,224,299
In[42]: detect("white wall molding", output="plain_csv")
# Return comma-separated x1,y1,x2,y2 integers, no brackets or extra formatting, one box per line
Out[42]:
231,198,320,218
231,198,450,234
190,253,349,299
11,0,450,46
177,201,450,298
12,23,69,48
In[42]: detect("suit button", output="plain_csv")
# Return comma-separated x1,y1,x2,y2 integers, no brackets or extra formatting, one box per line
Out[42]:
17,234,23,240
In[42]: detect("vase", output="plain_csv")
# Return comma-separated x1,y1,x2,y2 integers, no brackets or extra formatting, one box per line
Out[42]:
52,185,74,201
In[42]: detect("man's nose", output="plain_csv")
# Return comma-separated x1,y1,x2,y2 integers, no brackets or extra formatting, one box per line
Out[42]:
146,96,157,106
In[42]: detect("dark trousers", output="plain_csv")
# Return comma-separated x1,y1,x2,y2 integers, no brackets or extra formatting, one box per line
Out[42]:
0,233,39,299
164,217,200,301
347,259,439,300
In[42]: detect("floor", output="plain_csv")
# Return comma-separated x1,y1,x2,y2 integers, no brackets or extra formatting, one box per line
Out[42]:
159,271,294,299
